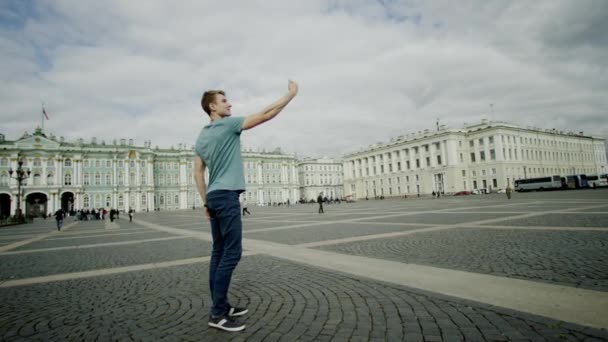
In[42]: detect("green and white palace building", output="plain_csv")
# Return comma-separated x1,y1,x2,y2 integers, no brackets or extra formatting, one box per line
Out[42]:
0,128,300,218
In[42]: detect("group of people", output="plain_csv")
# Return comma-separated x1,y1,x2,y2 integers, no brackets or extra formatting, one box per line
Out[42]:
431,190,443,198
56,207,136,226
76,208,110,221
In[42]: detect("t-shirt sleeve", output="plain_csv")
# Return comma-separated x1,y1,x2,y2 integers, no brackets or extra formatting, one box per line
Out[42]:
228,116,246,134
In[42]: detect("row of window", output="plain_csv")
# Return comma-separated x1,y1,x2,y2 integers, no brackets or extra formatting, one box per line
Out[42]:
245,162,295,170
0,157,192,170
246,174,294,184
352,155,444,178
303,165,341,171
466,148,604,163
466,134,599,150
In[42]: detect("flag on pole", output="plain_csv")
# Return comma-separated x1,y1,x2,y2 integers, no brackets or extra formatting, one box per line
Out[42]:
42,106,49,120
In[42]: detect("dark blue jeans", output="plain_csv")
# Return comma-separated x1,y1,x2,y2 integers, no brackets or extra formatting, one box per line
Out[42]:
206,190,243,317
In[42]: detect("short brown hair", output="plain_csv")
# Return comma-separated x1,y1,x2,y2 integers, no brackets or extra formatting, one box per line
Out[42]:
201,90,225,115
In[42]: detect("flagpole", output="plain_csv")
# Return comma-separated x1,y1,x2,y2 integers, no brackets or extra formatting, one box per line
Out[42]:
41,102,44,133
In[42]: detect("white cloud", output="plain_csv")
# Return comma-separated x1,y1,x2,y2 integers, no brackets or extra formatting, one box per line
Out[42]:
1,0,606,158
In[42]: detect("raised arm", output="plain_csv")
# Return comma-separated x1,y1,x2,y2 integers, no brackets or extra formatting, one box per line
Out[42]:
193,155,210,219
242,80,298,131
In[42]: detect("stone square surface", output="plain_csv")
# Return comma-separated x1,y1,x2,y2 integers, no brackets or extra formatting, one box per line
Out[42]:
0,189,607,341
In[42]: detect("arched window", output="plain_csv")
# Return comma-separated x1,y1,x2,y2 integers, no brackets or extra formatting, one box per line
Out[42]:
64,159,72,167
64,173,72,185
33,174,41,185
0,172,8,186
105,173,112,185
95,173,101,185
83,195,89,208
84,173,90,185
47,174,54,185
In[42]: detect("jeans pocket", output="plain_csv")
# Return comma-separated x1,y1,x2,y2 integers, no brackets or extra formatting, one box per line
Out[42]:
207,207,217,219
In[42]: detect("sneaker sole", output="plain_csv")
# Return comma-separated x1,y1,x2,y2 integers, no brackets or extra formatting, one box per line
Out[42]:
229,309,249,317
208,321,246,332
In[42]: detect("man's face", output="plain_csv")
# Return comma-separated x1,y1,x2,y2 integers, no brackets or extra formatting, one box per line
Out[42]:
212,94,232,117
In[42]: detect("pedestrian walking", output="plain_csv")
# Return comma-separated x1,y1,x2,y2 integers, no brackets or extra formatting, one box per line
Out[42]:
240,196,251,216
194,80,298,332
54,208,65,231
317,193,324,214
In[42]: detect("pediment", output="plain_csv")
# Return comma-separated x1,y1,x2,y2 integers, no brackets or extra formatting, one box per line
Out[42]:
15,135,61,149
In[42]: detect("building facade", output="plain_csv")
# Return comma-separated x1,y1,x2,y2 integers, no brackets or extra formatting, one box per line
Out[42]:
0,128,299,217
342,120,608,199
297,158,344,201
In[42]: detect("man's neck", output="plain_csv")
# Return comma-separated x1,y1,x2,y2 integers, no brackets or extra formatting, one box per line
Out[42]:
209,113,223,122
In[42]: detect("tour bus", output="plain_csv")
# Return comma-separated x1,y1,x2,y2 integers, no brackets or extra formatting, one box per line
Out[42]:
514,176,562,192
587,174,608,188
562,174,589,189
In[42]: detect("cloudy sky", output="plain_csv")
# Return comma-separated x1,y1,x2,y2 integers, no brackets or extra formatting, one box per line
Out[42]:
1,0,606,158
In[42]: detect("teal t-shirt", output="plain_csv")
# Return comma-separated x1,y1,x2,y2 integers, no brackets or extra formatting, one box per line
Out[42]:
195,116,246,194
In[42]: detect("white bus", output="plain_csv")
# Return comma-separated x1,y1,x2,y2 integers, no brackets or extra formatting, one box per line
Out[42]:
587,174,608,188
514,176,562,192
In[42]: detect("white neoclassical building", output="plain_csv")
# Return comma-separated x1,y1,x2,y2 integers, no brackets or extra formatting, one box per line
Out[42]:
0,128,299,217
242,148,299,206
297,157,344,201
342,120,608,199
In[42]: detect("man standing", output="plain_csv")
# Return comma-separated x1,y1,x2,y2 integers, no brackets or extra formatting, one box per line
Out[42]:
54,208,65,231
317,192,324,214
194,80,298,332
128,208,134,222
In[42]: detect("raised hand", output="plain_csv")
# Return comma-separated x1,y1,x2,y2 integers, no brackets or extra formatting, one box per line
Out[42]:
288,80,298,96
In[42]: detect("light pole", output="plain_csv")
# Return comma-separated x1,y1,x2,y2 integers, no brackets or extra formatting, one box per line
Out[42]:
9,157,31,219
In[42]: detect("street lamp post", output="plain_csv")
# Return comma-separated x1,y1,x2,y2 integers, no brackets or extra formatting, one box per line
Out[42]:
9,158,31,220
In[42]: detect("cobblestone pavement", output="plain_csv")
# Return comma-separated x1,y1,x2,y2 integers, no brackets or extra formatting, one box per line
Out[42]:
316,228,608,291
0,189,607,341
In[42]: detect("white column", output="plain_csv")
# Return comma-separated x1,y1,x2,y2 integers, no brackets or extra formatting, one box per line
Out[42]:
58,158,63,186
76,160,82,185
125,160,130,186
136,159,141,186
113,158,117,186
